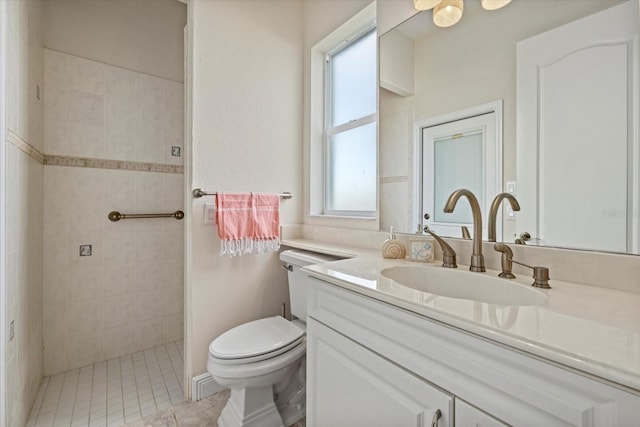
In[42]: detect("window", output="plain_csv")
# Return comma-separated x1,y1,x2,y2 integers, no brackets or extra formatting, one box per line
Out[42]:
324,26,377,216
307,3,377,222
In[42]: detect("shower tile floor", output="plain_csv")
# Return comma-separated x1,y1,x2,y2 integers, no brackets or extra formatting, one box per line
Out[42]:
27,341,185,427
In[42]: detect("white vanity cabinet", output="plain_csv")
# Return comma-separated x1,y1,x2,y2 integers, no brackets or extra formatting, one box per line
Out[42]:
306,277,640,427
307,317,452,427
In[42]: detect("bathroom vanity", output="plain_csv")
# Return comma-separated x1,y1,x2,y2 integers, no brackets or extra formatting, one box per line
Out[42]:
298,253,640,426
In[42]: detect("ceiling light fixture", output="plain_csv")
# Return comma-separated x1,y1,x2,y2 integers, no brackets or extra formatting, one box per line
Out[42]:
480,0,512,11
433,0,464,28
413,0,512,28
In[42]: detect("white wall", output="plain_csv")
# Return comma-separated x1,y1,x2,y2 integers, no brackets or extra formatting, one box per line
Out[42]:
377,0,419,36
303,0,373,48
43,0,186,82
187,0,303,385
4,0,45,425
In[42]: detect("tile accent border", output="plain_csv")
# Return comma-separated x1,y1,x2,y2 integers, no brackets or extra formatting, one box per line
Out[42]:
6,130,184,174
7,130,45,164
44,155,184,174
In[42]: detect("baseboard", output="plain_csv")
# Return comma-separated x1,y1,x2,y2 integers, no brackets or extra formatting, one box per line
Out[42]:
191,373,225,401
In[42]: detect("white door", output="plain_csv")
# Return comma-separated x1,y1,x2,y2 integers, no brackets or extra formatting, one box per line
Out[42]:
307,318,453,427
516,1,639,253
421,110,501,240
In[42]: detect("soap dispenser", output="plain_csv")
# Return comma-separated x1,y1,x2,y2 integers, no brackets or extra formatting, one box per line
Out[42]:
381,226,407,259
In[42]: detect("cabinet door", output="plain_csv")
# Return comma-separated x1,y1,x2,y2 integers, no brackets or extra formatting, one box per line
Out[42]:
307,318,453,427
455,399,508,427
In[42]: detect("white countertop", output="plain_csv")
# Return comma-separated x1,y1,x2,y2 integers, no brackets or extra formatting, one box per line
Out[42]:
282,238,640,392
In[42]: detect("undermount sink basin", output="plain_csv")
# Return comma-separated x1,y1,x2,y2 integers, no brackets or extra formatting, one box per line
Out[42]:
381,266,548,306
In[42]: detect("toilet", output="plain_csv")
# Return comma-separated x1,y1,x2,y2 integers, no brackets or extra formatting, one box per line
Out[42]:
207,249,340,427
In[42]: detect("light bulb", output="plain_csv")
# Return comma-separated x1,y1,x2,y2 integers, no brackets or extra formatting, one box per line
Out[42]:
433,0,463,28
481,0,512,11
414,0,443,11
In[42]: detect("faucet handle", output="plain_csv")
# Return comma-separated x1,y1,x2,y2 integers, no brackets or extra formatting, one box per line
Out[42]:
494,243,516,279
423,226,457,269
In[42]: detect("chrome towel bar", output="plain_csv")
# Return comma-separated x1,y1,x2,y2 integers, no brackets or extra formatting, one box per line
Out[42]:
192,188,293,200
108,210,185,222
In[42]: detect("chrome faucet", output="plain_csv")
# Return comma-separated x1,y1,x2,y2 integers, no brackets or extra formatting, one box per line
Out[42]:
487,193,521,242
443,189,485,272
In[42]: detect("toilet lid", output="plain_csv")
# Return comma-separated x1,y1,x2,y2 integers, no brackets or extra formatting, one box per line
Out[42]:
209,316,304,363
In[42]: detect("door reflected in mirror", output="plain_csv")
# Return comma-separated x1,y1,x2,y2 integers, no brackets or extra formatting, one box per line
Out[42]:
419,102,501,241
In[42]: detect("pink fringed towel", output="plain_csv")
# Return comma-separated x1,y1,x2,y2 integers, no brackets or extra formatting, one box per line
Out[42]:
216,192,280,256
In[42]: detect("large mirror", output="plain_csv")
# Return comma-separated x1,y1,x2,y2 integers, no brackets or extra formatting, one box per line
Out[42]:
378,0,639,254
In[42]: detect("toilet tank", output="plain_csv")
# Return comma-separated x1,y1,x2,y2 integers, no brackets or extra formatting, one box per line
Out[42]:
279,250,342,321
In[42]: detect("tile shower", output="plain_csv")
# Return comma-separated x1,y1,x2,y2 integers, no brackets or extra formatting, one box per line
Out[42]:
41,49,185,376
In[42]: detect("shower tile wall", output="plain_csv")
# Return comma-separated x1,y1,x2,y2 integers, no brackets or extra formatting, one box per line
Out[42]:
42,49,184,376
5,144,44,426
5,0,45,425
44,49,183,165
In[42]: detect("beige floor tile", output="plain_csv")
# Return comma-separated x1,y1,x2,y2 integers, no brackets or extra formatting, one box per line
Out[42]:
123,389,306,427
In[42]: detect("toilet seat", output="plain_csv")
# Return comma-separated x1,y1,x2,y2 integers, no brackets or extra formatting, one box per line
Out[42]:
209,316,304,365
208,339,306,380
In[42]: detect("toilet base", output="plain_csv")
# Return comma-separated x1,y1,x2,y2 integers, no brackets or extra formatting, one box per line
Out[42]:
275,358,306,426
278,403,305,427
218,386,284,427
208,326,307,427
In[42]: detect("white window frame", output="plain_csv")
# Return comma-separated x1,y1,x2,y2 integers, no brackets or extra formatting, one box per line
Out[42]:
306,2,378,227
323,25,377,217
